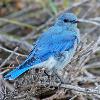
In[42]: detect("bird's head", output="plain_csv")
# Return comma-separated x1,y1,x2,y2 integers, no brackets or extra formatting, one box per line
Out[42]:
55,13,79,29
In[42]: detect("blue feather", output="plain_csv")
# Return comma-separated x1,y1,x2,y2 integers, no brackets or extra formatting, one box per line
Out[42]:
4,13,80,80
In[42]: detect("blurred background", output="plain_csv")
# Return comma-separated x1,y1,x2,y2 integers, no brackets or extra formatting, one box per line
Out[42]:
0,0,100,100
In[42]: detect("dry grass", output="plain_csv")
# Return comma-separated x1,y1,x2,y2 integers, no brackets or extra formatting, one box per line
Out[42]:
0,0,100,100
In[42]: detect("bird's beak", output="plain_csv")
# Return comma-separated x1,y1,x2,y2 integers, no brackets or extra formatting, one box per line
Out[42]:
76,20,80,23
72,20,80,23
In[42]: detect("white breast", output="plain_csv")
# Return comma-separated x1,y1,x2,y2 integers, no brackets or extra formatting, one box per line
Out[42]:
53,39,78,70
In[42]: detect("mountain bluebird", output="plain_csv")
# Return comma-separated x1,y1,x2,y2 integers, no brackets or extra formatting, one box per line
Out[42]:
4,13,80,80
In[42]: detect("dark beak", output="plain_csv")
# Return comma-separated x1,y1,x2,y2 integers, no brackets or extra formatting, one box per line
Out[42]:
71,20,80,23
76,20,80,23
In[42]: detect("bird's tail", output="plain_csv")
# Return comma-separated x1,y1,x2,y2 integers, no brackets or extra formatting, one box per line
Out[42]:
4,64,31,80
4,60,40,80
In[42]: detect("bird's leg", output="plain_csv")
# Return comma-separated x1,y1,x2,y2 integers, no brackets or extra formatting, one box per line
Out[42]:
52,68,65,84
44,70,52,85
52,69,66,90
44,70,50,77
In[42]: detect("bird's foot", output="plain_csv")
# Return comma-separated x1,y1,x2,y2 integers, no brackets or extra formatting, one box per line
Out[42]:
53,70,66,84
44,70,53,85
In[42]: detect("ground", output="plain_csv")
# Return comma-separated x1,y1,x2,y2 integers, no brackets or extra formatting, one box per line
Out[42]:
0,0,100,100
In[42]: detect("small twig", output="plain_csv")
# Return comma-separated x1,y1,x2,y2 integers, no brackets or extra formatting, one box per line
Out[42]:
2,79,15,92
0,34,32,54
69,95,78,100
75,76,100,83
60,84,100,95
0,46,27,57
0,4,41,26
79,19,100,26
20,32,35,41
0,69,9,75
84,62,100,69
13,94,27,99
0,47,18,68
0,18,34,29
40,82,100,95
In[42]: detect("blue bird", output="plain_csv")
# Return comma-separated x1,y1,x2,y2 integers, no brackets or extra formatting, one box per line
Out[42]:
4,13,80,80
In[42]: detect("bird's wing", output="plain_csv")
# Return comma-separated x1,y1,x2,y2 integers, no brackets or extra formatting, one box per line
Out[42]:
19,30,77,69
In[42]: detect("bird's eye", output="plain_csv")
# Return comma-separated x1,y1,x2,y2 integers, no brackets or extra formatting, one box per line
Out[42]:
63,19,69,23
